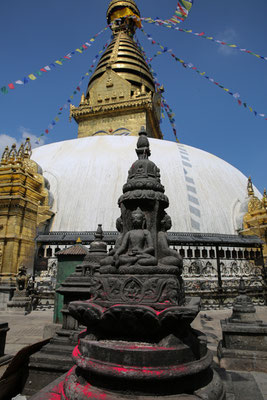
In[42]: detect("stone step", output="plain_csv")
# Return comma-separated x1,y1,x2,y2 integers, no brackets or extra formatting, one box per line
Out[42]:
29,352,73,371
39,343,75,356
49,336,73,345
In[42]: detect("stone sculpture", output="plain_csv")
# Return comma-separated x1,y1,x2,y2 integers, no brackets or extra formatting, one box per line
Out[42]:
7,265,31,313
16,265,29,291
51,127,225,399
158,212,183,268
218,277,267,372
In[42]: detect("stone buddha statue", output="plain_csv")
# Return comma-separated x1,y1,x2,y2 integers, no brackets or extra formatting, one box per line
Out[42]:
99,217,124,271
114,208,157,272
100,208,157,274
158,213,182,272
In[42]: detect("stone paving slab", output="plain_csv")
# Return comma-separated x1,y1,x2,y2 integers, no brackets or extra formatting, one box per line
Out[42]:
252,372,267,399
0,310,53,356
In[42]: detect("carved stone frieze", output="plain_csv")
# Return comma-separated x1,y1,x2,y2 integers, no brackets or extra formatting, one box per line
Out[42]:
85,274,182,306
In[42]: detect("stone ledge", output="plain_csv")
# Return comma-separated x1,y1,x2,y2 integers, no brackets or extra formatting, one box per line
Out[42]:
218,341,267,373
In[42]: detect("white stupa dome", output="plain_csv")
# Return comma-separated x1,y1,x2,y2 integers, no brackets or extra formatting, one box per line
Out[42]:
32,136,260,234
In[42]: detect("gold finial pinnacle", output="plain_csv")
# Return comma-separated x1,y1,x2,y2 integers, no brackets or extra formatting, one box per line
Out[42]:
9,143,18,163
247,176,254,196
80,93,85,105
107,0,141,34
76,237,82,244
16,143,25,165
24,137,32,158
1,146,10,166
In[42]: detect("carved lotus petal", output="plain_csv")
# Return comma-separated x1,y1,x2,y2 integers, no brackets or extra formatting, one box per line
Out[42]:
69,301,104,326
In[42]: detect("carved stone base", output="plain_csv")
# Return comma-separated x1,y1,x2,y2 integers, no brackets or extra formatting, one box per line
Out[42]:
0,284,15,310
62,346,225,400
7,289,31,313
87,273,184,307
65,296,225,399
217,317,267,372
218,340,267,373
29,367,225,400
69,297,200,339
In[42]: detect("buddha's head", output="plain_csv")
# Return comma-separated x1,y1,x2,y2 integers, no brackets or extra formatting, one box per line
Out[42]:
131,207,145,229
161,213,172,232
116,216,123,233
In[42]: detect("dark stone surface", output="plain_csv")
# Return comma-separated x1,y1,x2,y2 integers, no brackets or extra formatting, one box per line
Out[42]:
24,226,108,396
0,321,12,367
29,368,267,400
216,368,265,400
218,278,267,372
0,322,9,357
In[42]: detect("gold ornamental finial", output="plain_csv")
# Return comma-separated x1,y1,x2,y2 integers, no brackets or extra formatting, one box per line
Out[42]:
107,0,141,34
17,143,25,164
1,146,10,166
76,237,82,244
24,137,32,158
247,176,254,196
8,144,17,164
80,93,85,105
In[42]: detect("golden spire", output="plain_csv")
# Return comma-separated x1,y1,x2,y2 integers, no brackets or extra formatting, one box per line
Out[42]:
8,144,17,164
71,0,162,140
1,146,10,166
87,0,154,96
247,176,254,196
17,143,25,164
24,137,32,158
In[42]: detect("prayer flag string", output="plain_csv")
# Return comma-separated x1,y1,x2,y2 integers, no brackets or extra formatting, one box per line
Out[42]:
35,40,111,144
135,38,179,142
1,26,109,96
142,19,267,62
142,0,194,26
141,29,267,120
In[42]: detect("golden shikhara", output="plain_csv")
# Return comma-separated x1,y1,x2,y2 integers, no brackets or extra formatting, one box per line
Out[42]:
70,0,163,139
0,138,54,284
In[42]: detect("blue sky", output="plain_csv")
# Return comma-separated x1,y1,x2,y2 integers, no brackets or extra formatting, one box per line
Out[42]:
0,0,266,194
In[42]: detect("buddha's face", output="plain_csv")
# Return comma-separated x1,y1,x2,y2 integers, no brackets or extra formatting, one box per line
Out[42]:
162,216,172,231
116,218,123,233
132,211,144,228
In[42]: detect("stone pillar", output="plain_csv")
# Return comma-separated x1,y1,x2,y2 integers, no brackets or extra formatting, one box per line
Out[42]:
0,322,12,366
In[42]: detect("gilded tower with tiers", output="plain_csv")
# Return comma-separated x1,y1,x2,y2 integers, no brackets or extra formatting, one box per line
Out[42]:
0,138,53,307
70,0,162,139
